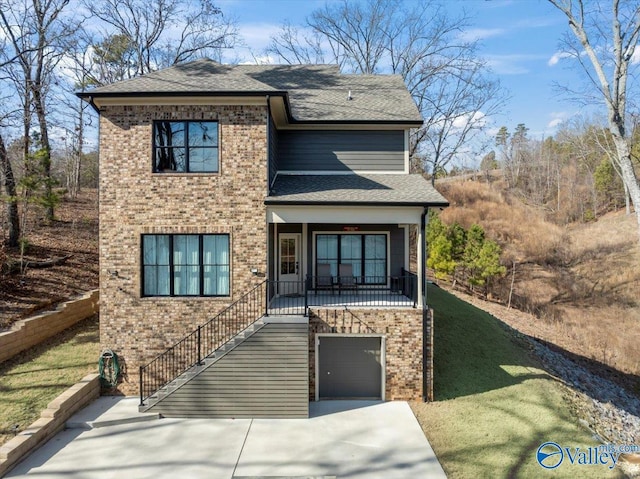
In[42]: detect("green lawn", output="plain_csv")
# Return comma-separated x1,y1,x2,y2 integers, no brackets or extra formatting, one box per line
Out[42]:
0,315,100,446
411,285,624,478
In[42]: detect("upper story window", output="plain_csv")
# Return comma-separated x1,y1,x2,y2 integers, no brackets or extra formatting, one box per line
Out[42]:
153,121,219,173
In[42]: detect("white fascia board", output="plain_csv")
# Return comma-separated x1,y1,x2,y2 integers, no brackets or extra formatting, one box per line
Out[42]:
267,205,422,225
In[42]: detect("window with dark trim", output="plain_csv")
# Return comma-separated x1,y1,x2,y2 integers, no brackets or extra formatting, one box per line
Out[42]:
316,234,387,284
153,121,219,173
142,234,230,296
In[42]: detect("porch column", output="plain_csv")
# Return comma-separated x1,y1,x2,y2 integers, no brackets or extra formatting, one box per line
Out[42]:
416,221,423,308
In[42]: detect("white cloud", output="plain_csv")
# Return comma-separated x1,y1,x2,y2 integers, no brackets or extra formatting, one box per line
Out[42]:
459,28,506,42
485,53,546,75
546,111,571,130
239,54,277,65
238,22,284,52
548,51,572,66
455,111,487,129
547,118,564,129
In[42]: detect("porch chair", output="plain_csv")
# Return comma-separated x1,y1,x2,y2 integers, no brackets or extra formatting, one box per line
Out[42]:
338,263,358,295
316,263,334,295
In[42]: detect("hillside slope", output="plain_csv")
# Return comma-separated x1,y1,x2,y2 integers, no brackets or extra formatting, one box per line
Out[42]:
436,180,640,379
0,190,99,330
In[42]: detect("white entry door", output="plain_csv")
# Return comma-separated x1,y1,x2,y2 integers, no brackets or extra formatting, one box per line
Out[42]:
279,233,302,295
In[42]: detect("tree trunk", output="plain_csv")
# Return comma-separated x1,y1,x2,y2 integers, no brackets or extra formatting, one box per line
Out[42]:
611,134,640,240
73,98,84,198
0,133,20,247
33,85,54,221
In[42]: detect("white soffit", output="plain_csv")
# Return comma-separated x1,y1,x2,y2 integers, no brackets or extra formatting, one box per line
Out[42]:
267,205,423,224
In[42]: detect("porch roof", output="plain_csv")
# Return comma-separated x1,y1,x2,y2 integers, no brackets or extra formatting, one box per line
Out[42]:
265,174,449,207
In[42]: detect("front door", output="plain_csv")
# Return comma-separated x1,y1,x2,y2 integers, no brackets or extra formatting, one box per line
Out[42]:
279,233,301,295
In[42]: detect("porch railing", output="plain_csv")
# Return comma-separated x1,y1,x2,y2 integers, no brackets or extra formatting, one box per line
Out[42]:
139,280,267,406
265,275,417,314
305,273,417,308
266,280,308,315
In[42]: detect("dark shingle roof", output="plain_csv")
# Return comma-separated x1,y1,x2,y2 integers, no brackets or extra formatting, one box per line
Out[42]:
79,59,422,123
266,174,449,206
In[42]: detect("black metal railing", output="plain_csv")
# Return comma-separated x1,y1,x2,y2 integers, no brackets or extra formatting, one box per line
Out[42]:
139,280,266,406
266,280,307,315
305,274,417,308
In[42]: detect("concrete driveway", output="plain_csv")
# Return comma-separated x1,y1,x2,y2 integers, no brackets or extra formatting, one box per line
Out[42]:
6,397,446,478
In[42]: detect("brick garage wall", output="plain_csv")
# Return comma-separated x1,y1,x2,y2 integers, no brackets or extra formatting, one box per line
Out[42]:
309,307,425,401
99,104,268,395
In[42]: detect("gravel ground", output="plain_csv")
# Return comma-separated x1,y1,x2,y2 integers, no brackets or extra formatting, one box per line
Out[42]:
529,338,640,478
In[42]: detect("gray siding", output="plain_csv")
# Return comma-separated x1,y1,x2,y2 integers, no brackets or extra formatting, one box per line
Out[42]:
278,130,405,172
150,321,309,418
268,115,279,186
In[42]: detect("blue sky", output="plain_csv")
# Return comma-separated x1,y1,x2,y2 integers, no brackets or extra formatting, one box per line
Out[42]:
218,0,587,141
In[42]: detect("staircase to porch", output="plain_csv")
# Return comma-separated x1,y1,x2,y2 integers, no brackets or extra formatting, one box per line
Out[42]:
138,274,419,417
139,317,267,412
139,280,309,418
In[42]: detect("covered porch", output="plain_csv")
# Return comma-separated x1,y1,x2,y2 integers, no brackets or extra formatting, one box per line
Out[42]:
264,174,448,314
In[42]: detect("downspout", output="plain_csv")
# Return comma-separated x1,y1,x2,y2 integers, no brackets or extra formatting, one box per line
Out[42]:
266,95,271,300
421,207,429,402
266,95,271,193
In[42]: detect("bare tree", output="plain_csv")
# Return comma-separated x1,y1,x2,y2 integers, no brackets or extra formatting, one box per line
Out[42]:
266,0,505,180
549,0,640,240
0,0,75,221
84,0,238,81
0,131,19,247
266,21,327,65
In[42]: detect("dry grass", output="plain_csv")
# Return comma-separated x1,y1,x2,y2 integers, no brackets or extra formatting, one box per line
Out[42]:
435,178,640,379
438,181,568,264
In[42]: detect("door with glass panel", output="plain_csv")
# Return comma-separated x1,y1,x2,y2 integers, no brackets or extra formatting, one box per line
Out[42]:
278,233,301,295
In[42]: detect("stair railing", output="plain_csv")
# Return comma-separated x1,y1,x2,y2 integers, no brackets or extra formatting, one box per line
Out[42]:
139,280,267,406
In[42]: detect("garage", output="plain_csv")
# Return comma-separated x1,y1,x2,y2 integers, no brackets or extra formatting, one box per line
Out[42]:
316,335,385,400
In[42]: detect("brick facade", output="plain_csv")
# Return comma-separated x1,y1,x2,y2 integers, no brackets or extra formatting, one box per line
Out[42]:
308,307,425,401
98,104,268,395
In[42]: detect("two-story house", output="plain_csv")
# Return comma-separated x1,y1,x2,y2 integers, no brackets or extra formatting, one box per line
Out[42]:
78,59,448,418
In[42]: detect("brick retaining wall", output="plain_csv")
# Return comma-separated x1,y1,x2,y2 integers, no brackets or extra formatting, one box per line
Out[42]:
0,373,100,477
0,290,99,364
